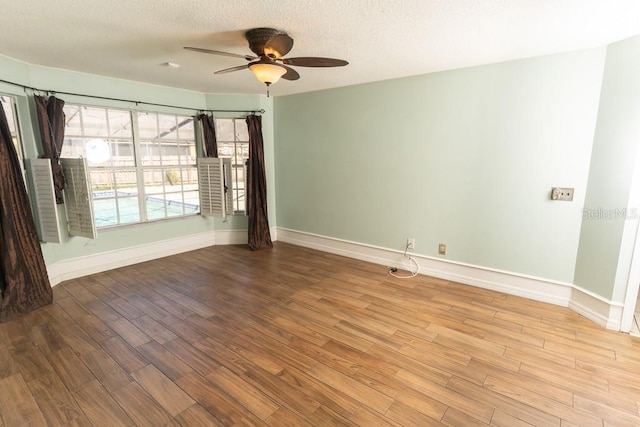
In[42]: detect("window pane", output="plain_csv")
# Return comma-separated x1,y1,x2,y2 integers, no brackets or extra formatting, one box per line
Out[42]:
1,95,25,183
113,170,138,195
158,114,178,139
178,118,194,140
235,119,249,141
178,142,197,165
239,143,249,160
109,140,136,167
108,110,132,137
64,105,82,136
92,195,141,226
64,104,198,228
139,113,195,167
90,170,138,200
182,167,198,188
235,165,245,185
1,96,20,153
217,142,234,158
3,98,17,140
166,194,185,218
236,189,245,213
93,198,118,227
213,119,249,214
90,170,116,193
140,141,161,166
233,162,246,213
137,113,158,139
60,139,78,158
215,119,234,141
183,167,199,207
143,168,165,189
146,196,167,220
138,110,198,222
160,143,180,166
1,99,15,133
117,197,141,224
91,169,139,227
82,107,109,137
166,169,183,188
85,138,111,166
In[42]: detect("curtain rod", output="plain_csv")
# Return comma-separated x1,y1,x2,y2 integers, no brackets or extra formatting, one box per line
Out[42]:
0,78,265,115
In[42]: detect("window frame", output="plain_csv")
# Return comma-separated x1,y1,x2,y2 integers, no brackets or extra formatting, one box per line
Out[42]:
1,94,26,181
62,103,199,229
215,117,249,214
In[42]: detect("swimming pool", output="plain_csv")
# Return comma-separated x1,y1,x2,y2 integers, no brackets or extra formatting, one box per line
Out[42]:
92,190,199,227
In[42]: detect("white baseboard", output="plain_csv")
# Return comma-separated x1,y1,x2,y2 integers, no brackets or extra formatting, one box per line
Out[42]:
276,227,623,331
47,229,248,286
213,228,249,246
569,287,624,330
46,224,623,331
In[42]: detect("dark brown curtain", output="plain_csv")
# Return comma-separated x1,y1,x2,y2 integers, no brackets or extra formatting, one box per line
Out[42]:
0,103,53,322
35,95,66,204
246,115,272,251
198,113,218,157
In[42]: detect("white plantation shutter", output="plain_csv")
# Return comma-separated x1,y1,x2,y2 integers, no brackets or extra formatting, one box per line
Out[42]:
198,157,226,218
25,158,61,243
223,158,234,216
61,158,97,239
243,159,248,216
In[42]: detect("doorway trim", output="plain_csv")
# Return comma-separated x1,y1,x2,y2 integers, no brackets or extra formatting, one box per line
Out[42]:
619,148,640,332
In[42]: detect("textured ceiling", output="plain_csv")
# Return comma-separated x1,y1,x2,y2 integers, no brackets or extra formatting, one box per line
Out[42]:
1,0,639,97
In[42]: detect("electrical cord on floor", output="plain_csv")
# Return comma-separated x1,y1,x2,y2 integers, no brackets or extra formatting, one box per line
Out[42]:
388,242,419,279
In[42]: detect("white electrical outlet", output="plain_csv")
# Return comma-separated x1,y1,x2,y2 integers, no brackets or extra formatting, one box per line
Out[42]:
551,187,574,201
438,243,446,255
407,238,415,249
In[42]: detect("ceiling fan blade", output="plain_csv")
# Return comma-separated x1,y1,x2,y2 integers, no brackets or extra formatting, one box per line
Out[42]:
214,64,248,74
264,34,294,58
281,65,300,81
184,46,256,61
282,57,349,67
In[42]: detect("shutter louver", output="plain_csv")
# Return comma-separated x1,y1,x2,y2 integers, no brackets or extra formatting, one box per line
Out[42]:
25,158,61,243
198,157,226,218
223,158,234,216
61,158,97,239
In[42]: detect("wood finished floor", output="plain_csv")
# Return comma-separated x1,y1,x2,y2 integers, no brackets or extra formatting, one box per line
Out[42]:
1,242,639,426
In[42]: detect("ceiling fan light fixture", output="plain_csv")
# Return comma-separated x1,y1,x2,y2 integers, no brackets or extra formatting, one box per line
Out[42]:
263,46,281,59
185,27,348,93
249,62,286,85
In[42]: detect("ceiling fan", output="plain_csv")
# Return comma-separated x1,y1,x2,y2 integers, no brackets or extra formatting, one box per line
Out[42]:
184,28,348,93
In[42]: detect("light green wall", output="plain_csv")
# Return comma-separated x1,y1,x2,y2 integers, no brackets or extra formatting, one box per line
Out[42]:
5,37,640,302
0,55,273,265
274,48,606,284
574,35,640,301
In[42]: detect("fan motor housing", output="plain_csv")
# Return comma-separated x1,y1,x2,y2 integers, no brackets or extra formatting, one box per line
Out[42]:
245,28,287,56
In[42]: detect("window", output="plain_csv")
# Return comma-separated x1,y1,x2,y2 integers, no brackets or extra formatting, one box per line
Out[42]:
1,95,24,169
215,118,248,213
62,105,198,228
